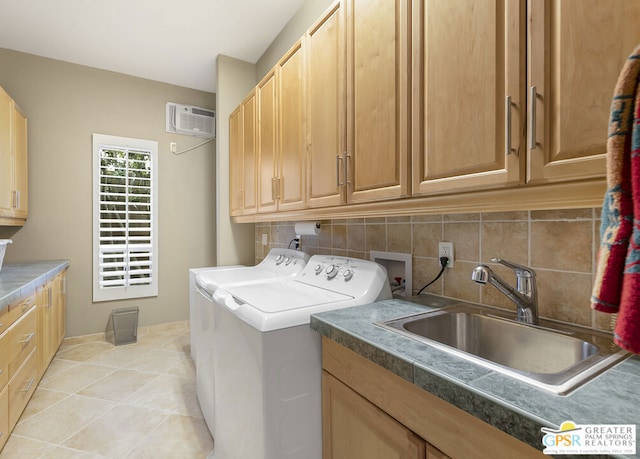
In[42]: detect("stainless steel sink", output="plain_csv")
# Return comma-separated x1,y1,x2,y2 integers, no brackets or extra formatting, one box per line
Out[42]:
377,303,630,395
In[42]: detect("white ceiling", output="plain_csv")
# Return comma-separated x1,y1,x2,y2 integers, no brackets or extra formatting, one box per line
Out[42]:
0,0,306,93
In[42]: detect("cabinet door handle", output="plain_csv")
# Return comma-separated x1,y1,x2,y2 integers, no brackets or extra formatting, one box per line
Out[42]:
271,177,279,201
505,96,515,156
345,153,351,185
16,190,20,209
336,154,344,187
18,332,35,345
529,86,537,150
20,378,35,393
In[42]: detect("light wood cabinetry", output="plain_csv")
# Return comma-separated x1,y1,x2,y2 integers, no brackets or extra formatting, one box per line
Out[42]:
257,42,307,213
323,371,428,459
0,268,67,452
0,86,28,225
526,0,640,183
322,337,545,459
306,1,345,208
0,385,8,450
229,91,257,216
230,0,634,222
412,0,524,195
37,270,67,378
257,70,278,213
345,0,411,204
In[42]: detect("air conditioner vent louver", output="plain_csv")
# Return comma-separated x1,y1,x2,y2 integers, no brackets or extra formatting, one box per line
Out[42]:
166,102,215,139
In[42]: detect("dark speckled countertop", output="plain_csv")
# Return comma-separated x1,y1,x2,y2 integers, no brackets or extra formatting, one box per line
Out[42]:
310,294,640,459
0,260,70,310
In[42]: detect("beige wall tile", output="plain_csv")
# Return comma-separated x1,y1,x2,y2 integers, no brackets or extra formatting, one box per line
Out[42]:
444,213,480,222
481,222,528,265
412,223,442,258
412,257,443,296
531,209,592,220
443,222,480,262
365,224,387,252
412,214,442,223
387,223,412,253
531,221,592,272
443,261,480,303
481,211,529,221
347,224,365,251
536,270,593,326
331,224,347,249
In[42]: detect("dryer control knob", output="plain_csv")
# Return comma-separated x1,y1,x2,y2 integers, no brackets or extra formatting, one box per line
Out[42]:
314,264,323,274
343,269,354,281
284,256,292,265
275,254,284,265
326,264,339,279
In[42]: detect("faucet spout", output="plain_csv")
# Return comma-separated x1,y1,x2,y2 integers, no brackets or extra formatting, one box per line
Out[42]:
471,259,538,325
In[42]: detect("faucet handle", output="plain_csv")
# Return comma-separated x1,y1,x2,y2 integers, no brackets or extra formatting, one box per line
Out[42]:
490,258,536,277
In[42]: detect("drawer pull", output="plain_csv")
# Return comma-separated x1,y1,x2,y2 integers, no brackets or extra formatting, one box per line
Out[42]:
21,378,35,393
18,333,35,345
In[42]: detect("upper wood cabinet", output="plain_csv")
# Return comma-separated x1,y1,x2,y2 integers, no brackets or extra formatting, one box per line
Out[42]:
345,0,411,204
0,86,28,225
412,0,524,196
527,0,640,184
257,41,307,213
257,70,278,213
306,1,345,209
229,90,257,217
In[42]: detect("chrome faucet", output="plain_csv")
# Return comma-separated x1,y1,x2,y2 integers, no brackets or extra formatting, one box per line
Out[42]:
471,258,538,325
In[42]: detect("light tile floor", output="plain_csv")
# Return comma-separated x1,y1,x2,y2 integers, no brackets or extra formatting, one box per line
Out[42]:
0,322,214,458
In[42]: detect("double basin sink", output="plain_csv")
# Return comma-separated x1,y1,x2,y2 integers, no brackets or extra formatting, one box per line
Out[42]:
377,302,630,395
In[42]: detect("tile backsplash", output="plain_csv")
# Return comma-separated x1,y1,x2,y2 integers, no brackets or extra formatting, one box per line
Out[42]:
255,208,615,333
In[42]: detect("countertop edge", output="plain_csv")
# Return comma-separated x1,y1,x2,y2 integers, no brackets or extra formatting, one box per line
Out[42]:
0,260,70,311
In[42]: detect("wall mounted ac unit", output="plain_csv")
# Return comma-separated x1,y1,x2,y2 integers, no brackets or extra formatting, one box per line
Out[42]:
166,103,215,139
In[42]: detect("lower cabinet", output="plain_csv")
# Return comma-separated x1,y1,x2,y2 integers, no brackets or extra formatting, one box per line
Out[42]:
323,371,441,459
0,268,67,452
321,337,545,459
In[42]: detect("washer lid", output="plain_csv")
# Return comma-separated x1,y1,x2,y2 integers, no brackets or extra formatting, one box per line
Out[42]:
224,279,352,313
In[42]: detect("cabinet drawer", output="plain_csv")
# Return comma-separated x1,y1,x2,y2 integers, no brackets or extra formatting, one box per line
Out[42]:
8,305,37,378
0,329,8,391
7,293,36,328
0,384,7,451
8,349,37,430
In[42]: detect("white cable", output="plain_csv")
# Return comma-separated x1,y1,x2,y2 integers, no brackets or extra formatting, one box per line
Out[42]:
172,137,214,155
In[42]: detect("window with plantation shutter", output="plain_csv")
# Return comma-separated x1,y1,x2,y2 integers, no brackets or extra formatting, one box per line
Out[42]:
92,134,158,302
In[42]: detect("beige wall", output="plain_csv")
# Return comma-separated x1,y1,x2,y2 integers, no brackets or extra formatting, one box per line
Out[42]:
0,48,217,337
256,209,614,333
215,55,256,266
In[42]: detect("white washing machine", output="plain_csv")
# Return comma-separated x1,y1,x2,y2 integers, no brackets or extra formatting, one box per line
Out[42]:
190,248,310,436
208,255,391,459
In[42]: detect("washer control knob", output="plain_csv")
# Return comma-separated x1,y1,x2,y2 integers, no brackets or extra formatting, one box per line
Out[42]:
314,264,323,274
326,264,339,279
284,256,292,265
343,269,354,281
275,254,284,265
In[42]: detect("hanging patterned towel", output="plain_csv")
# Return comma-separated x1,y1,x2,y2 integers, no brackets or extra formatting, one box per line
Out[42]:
592,44,640,354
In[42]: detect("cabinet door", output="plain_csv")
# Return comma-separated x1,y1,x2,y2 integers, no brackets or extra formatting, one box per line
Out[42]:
12,106,28,219
412,0,524,195
307,1,345,208
257,70,278,213
346,0,411,204
0,88,12,216
527,0,640,183
277,40,306,211
241,91,257,214
322,371,427,459
229,106,243,216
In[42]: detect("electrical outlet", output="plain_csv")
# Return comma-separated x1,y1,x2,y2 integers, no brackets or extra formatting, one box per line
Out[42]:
170,142,177,153
438,242,454,268
261,233,268,246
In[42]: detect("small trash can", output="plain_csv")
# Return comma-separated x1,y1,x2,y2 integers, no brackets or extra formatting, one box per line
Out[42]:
107,307,139,345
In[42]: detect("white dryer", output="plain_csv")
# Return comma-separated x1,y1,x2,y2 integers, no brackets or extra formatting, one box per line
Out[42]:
208,255,391,459
190,248,309,436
